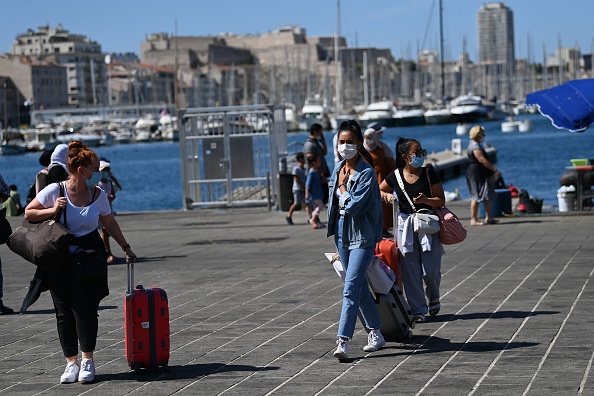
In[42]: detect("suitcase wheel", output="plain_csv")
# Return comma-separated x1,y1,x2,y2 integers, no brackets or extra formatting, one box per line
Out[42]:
132,363,142,374
406,330,413,339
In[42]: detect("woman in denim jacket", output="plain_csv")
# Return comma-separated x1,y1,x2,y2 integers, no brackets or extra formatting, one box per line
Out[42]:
327,120,385,361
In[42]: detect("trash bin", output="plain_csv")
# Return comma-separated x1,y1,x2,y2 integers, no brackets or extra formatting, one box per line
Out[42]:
524,197,543,213
480,189,512,218
557,185,576,212
278,173,294,212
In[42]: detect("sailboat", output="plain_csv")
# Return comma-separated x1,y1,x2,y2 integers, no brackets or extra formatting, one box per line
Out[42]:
422,0,454,125
329,0,358,129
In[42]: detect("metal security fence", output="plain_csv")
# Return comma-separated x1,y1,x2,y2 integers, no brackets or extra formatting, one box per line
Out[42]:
178,104,287,209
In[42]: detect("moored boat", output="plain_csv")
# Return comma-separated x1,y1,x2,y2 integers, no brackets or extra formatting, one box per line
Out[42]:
518,119,533,132
298,97,331,131
456,123,469,135
393,104,425,127
450,95,488,123
501,116,520,132
56,131,103,146
284,103,300,132
358,101,398,129
424,106,453,125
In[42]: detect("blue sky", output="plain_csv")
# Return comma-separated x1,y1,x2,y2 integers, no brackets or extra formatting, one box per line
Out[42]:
1,0,592,63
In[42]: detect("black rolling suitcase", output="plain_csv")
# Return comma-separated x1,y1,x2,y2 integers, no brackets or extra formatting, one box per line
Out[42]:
366,199,414,341
371,284,414,341
358,282,414,341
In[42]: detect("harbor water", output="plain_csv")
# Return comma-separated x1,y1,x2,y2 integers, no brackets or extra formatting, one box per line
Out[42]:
1,113,593,212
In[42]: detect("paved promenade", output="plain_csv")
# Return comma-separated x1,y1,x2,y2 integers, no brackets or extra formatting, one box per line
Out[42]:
1,201,593,395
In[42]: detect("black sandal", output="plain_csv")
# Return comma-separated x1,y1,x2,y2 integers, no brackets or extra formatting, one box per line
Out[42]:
428,302,441,316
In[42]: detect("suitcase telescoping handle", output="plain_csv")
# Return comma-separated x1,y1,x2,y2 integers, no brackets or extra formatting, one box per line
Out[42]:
126,257,134,294
392,196,398,242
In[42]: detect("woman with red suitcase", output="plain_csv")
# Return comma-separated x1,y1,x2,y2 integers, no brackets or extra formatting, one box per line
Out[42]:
380,137,445,324
26,141,136,384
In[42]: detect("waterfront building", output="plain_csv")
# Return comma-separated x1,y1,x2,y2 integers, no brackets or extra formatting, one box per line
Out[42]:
10,24,105,108
477,2,515,102
0,55,68,127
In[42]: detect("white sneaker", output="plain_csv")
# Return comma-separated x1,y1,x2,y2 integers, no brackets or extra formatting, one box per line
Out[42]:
363,329,386,352
60,361,79,384
78,358,95,383
333,338,349,360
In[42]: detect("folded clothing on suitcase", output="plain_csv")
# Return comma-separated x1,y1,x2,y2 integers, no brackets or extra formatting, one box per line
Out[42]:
325,253,395,295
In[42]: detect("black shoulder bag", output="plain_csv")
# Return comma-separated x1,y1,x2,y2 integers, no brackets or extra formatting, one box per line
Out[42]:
67,187,108,282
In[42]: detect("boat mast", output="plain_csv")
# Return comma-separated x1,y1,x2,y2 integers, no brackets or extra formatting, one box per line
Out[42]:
334,0,342,114
174,19,180,118
439,0,445,100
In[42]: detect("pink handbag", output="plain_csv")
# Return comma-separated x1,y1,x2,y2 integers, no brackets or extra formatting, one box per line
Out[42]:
435,206,467,245
426,169,467,245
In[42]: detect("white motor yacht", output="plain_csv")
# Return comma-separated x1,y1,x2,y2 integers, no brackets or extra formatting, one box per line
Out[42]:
358,101,398,128
450,95,488,123
298,98,331,131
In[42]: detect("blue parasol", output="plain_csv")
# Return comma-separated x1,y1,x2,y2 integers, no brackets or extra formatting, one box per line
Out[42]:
526,79,594,132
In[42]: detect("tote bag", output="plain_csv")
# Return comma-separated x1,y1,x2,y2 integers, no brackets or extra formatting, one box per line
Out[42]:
7,183,74,271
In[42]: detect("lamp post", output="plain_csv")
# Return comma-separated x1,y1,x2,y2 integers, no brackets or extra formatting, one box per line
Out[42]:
2,79,7,131
105,55,112,107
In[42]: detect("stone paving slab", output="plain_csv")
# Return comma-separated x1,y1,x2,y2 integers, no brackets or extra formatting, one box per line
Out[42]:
0,201,593,395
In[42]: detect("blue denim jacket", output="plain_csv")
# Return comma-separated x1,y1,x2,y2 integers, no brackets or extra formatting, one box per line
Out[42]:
327,157,383,249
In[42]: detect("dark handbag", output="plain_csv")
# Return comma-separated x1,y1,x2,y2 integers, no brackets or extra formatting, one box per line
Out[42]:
68,246,107,282
0,207,11,245
6,183,74,271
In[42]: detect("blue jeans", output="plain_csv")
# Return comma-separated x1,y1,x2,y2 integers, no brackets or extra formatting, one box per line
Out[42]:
335,215,381,339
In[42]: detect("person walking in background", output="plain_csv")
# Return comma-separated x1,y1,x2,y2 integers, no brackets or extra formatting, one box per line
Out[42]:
466,126,501,226
20,145,72,314
303,123,330,204
100,157,122,193
305,154,326,229
285,152,310,225
363,124,396,236
327,120,385,361
366,122,395,163
332,130,343,164
48,144,70,184
380,137,445,324
25,149,53,205
0,174,14,315
98,161,117,263
1,184,23,216
25,140,136,384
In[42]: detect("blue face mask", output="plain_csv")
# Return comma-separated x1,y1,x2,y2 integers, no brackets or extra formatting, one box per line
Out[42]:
84,168,103,187
410,155,425,168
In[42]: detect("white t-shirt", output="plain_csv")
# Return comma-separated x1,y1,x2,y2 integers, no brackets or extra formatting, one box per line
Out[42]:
37,182,112,237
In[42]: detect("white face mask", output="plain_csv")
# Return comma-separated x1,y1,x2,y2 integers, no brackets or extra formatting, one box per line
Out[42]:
364,139,377,151
337,143,358,160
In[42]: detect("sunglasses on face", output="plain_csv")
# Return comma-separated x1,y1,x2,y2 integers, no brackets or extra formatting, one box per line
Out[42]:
408,148,427,157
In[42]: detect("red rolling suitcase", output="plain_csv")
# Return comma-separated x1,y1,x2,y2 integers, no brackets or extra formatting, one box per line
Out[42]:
375,239,401,290
124,258,170,372
375,199,402,289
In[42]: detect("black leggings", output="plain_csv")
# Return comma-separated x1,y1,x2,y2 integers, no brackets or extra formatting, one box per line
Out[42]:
47,268,100,357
